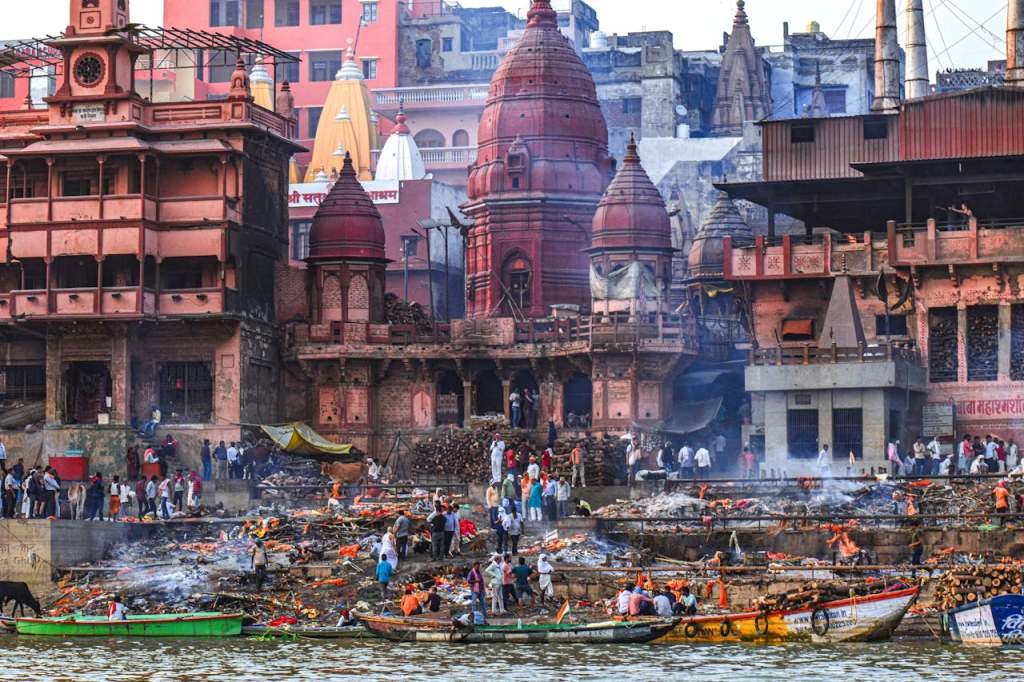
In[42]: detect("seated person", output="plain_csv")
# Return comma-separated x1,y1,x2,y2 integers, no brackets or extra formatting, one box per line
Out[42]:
400,586,422,617
674,586,698,616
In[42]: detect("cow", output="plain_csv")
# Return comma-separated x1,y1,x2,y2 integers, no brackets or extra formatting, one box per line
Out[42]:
67,483,87,520
320,461,369,485
0,581,41,617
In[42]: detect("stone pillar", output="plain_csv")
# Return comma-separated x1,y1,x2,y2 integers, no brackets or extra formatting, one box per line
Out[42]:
763,392,788,474
462,380,474,426
109,328,131,424
957,304,968,384
817,390,834,456
999,302,1012,381
502,379,512,422
45,335,63,425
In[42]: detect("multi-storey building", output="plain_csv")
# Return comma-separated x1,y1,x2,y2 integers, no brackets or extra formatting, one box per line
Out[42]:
0,0,299,471
720,2,1024,475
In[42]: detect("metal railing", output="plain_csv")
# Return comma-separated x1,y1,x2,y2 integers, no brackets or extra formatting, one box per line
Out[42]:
749,341,920,366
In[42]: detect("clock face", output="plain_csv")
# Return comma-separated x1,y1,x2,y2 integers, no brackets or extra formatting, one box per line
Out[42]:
73,54,104,87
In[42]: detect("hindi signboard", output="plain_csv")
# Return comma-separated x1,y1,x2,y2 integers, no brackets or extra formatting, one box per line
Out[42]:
922,402,955,438
288,180,400,209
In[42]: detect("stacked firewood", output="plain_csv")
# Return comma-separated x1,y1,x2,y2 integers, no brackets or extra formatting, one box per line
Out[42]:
383,293,432,331
548,436,627,485
932,565,1024,611
752,580,876,612
927,310,958,379
966,307,999,380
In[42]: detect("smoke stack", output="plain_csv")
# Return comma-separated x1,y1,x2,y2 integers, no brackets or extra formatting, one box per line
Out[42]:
904,0,929,99
872,0,901,112
1008,0,1024,87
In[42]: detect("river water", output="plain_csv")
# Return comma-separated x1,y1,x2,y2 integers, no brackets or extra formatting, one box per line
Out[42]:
0,639,1016,681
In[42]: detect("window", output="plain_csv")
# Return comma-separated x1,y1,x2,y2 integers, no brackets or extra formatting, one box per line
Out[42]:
864,116,889,140
823,89,846,114
309,51,341,81
928,307,958,383
787,409,819,459
362,58,378,80
309,0,341,24
413,129,445,148
20,259,46,290
245,0,264,28
966,305,998,381
832,408,863,460
62,172,96,197
452,129,470,147
875,314,908,336
442,37,454,53
210,0,240,26
622,97,642,114
503,255,531,312
208,49,237,83
0,365,45,402
401,235,420,258
291,220,311,260
0,73,13,99
781,318,815,341
306,107,323,137
275,0,300,26
195,49,205,81
281,53,300,83
159,362,214,423
791,123,815,143
361,1,378,23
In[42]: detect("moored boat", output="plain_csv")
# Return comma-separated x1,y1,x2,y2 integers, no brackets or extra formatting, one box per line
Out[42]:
660,586,918,644
945,594,1024,645
357,612,677,644
16,612,242,637
241,624,371,639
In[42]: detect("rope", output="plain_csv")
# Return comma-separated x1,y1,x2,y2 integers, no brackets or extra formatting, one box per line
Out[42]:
939,0,1006,51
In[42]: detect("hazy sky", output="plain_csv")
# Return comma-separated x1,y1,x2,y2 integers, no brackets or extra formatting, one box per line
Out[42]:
7,0,1010,72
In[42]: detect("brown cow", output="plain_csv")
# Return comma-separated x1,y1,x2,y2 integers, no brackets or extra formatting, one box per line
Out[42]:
320,461,369,486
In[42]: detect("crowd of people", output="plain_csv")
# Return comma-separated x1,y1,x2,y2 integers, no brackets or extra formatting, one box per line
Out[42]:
882,434,1020,477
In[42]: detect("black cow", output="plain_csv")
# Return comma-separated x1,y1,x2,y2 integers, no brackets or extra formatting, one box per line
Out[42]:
0,581,41,617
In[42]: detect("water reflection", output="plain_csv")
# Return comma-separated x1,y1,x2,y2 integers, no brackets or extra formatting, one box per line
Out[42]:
0,639,1015,681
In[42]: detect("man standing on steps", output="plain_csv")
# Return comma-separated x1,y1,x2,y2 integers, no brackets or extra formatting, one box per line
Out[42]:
489,433,505,484
571,442,586,488
214,440,227,479
694,444,712,481
226,442,240,480
200,439,212,482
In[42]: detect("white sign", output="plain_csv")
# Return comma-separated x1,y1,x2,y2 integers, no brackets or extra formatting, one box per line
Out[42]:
288,180,400,209
922,403,955,437
72,103,105,123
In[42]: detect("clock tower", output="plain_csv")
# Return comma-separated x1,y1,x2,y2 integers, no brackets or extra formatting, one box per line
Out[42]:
49,0,142,119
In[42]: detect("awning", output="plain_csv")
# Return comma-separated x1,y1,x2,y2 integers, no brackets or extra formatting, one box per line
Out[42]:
260,422,355,458
659,396,723,436
10,137,150,155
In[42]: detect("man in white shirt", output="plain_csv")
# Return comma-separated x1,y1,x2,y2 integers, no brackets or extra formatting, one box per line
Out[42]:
927,436,942,475
489,434,506,484
678,444,694,478
616,588,631,615
817,444,831,477
694,446,712,480
653,590,673,617
226,442,239,480
0,438,7,466
1008,439,1020,472
713,434,727,463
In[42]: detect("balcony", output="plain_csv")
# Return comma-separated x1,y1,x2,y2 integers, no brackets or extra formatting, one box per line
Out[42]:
371,146,477,172
145,100,295,139
157,196,239,224
1,287,232,320
158,289,226,316
888,218,1024,267
372,84,490,114
7,195,216,226
746,341,926,393
724,234,887,281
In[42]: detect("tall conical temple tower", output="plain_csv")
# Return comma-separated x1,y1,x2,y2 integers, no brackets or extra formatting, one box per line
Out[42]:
463,0,614,318
711,0,771,136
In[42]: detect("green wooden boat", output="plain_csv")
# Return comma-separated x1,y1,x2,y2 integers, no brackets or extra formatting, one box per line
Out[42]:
16,612,242,637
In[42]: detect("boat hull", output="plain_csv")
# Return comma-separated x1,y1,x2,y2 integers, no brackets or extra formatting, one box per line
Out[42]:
16,612,242,637
947,595,1024,645
661,587,918,644
242,625,371,639
358,613,676,644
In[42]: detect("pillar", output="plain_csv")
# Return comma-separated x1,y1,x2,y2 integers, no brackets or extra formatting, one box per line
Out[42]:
817,390,834,458
110,327,131,424
502,379,512,422
462,380,474,426
45,335,63,424
999,302,1012,381
957,304,968,384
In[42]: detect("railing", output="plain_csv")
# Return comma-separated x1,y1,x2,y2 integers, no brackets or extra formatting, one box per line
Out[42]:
7,194,228,225
146,100,293,138
372,84,490,109
158,288,226,316
0,287,232,319
725,233,885,280
371,146,477,170
749,341,920,366
888,218,1024,266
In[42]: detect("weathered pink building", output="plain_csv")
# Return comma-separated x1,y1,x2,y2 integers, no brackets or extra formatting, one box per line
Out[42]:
0,1,300,471
722,87,1024,474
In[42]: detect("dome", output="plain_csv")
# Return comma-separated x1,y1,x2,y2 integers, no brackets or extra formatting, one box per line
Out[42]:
375,105,426,181
467,0,611,200
307,152,385,262
590,136,672,253
687,193,752,280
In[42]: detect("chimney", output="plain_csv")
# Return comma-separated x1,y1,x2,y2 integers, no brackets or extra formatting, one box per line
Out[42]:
872,0,901,112
904,0,929,99
1008,0,1024,87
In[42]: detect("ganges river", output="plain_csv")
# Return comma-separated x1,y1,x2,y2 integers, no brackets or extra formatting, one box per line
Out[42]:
0,639,1017,681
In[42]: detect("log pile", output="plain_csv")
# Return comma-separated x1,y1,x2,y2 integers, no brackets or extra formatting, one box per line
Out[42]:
548,436,626,485
383,293,432,332
932,565,1024,611
927,309,958,379
966,306,999,380
752,580,877,612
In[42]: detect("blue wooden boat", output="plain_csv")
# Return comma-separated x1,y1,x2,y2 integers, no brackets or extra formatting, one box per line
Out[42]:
946,594,1024,645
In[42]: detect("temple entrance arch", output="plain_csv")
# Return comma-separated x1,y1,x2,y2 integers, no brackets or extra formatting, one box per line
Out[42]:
436,370,464,426
474,369,503,417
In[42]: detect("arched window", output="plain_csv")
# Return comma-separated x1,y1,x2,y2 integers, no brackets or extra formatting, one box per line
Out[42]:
414,129,445,149
502,253,532,314
321,273,342,322
452,129,470,147
347,273,369,321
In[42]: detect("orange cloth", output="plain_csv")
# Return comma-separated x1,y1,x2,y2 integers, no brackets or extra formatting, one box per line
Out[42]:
400,594,421,616
571,447,581,465
717,580,729,609
995,486,1010,511
109,495,120,516
331,482,343,500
